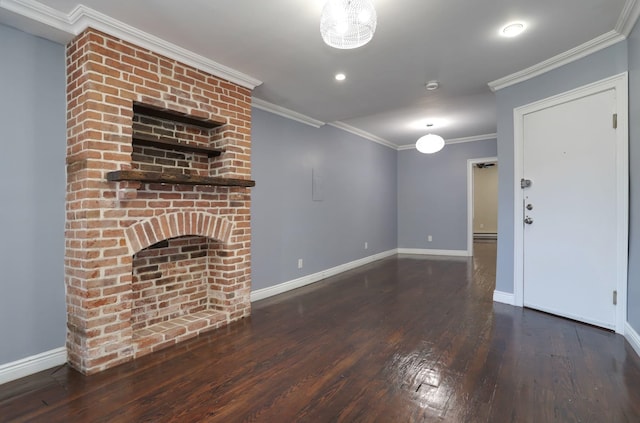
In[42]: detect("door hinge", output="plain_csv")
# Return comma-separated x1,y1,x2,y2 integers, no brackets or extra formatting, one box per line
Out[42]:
613,290,618,305
613,113,618,129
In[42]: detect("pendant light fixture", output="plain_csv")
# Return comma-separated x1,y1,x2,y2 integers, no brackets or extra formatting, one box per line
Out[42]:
416,134,445,154
320,0,377,49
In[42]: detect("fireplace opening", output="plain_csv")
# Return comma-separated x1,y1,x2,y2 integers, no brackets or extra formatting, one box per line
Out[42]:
130,234,228,357
132,236,216,331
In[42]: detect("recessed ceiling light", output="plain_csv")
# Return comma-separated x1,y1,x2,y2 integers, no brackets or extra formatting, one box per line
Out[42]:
500,22,526,38
335,73,346,81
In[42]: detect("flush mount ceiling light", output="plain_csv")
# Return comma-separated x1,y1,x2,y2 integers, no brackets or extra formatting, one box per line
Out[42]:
416,133,445,154
500,22,526,37
335,73,346,81
320,0,377,49
425,81,440,91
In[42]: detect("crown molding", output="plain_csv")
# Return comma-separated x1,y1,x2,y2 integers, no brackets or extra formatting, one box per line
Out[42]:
251,100,398,149
0,0,262,90
0,0,73,42
616,0,640,36
397,144,415,151
446,133,497,145
488,30,625,92
67,5,262,89
328,122,397,150
398,133,497,150
251,100,398,148
0,0,67,31
252,98,325,128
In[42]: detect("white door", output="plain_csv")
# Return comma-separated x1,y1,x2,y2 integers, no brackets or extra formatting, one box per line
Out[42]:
522,88,618,330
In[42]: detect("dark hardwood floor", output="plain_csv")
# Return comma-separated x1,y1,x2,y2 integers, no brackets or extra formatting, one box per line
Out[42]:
2,241,640,422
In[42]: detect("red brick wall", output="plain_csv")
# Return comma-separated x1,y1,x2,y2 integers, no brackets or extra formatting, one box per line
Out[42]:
65,28,253,374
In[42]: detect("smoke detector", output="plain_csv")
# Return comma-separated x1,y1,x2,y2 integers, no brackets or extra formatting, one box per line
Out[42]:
425,80,440,91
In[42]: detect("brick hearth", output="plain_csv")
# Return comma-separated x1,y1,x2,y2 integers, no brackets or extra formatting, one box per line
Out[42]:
65,28,253,374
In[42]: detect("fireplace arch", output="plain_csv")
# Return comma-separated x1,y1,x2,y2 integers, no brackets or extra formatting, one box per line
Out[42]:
125,211,233,255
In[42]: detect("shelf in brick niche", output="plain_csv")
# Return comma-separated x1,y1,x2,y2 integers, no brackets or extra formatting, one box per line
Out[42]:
107,170,256,187
133,102,225,129
133,133,224,158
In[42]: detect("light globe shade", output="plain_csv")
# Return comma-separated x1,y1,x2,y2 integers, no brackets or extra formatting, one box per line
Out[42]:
416,134,445,154
320,0,377,49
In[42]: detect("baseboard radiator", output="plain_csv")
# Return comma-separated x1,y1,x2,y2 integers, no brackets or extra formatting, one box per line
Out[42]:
474,233,497,240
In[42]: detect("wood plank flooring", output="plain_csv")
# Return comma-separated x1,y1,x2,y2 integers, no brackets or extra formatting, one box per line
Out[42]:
2,241,640,422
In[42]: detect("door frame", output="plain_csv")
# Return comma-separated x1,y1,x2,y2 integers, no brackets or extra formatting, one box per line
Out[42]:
512,72,628,334
467,156,498,256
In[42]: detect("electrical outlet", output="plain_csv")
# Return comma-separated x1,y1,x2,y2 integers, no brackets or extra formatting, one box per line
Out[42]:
364,242,368,250
479,223,485,229
428,235,433,242
298,259,303,269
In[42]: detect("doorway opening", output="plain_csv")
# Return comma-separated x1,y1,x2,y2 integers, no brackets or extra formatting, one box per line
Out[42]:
467,157,498,257
467,156,498,298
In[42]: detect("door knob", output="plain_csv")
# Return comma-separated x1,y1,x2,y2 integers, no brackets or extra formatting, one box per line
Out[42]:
524,216,533,224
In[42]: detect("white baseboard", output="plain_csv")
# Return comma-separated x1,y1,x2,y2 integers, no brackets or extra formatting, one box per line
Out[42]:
625,322,640,359
493,290,516,305
0,347,66,385
397,248,470,257
251,249,397,302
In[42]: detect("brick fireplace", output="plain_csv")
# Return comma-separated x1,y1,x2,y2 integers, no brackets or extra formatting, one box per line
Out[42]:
65,28,254,374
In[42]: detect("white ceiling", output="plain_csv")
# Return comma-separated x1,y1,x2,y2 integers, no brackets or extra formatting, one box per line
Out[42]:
1,0,634,147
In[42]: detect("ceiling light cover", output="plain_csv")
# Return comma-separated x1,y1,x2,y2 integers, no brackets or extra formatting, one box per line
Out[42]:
335,73,346,81
416,134,445,154
425,81,440,91
501,22,526,37
320,0,377,49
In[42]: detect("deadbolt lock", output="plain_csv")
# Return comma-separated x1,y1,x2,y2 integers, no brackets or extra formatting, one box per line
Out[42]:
526,204,533,210
521,178,532,189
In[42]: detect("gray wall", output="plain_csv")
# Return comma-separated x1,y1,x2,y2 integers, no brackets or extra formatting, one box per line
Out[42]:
251,109,398,291
628,24,640,333
0,24,66,364
397,139,497,251
495,41,628,294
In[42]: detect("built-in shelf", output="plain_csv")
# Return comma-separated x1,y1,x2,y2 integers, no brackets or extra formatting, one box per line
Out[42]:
133,102,225,129
107,170,255,187
133,133,224,157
